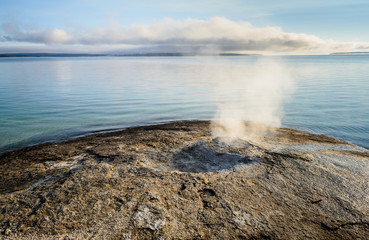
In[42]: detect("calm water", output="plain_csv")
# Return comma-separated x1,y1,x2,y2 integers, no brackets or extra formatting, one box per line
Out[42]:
0,55,368,152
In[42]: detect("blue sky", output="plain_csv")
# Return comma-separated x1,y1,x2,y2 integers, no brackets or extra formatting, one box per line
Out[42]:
1,0,369,54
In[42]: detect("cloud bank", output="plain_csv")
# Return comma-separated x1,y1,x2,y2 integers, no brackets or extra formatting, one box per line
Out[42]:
2,17,369,53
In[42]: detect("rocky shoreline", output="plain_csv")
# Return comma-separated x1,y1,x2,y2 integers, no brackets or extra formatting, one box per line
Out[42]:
0,121,368,239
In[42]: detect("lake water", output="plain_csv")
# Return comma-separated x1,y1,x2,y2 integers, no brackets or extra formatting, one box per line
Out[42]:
0,55,368,153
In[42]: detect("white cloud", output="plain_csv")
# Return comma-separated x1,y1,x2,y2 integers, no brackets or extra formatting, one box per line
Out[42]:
2,17,369,53
2,23,71,44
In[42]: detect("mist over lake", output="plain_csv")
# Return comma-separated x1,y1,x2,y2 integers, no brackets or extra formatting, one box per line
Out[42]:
0,55,368,152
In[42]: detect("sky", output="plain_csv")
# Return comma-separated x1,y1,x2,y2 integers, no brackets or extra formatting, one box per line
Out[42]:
1,0,369,54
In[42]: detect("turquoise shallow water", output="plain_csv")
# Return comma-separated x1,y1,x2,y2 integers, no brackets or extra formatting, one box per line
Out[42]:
0,55,368,152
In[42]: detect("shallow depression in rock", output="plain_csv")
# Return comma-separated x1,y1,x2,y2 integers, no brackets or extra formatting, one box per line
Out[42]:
171,137,267,173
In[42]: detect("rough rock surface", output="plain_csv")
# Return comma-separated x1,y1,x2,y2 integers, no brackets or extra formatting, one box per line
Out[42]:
0,121,368,239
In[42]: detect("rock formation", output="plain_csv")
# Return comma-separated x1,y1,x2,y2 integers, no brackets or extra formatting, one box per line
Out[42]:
0,121,368,239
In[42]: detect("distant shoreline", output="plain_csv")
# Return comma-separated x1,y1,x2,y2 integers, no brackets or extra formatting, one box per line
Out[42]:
2,52,369,58
0,53,259,58
330,52,369,55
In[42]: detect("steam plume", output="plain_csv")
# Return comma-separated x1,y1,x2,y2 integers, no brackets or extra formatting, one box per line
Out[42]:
210,58,294,142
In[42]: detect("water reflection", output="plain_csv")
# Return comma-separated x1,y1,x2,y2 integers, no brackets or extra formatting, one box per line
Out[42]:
0,56,368,152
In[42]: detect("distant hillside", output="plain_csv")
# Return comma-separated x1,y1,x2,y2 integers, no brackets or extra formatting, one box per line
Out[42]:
0,52,258,58
330,52,369,55
0,53,106,58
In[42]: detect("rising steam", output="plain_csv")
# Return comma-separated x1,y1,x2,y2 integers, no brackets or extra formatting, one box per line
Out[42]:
210,58,294,142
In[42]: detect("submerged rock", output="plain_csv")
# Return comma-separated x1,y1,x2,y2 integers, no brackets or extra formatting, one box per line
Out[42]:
0,121,368,239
